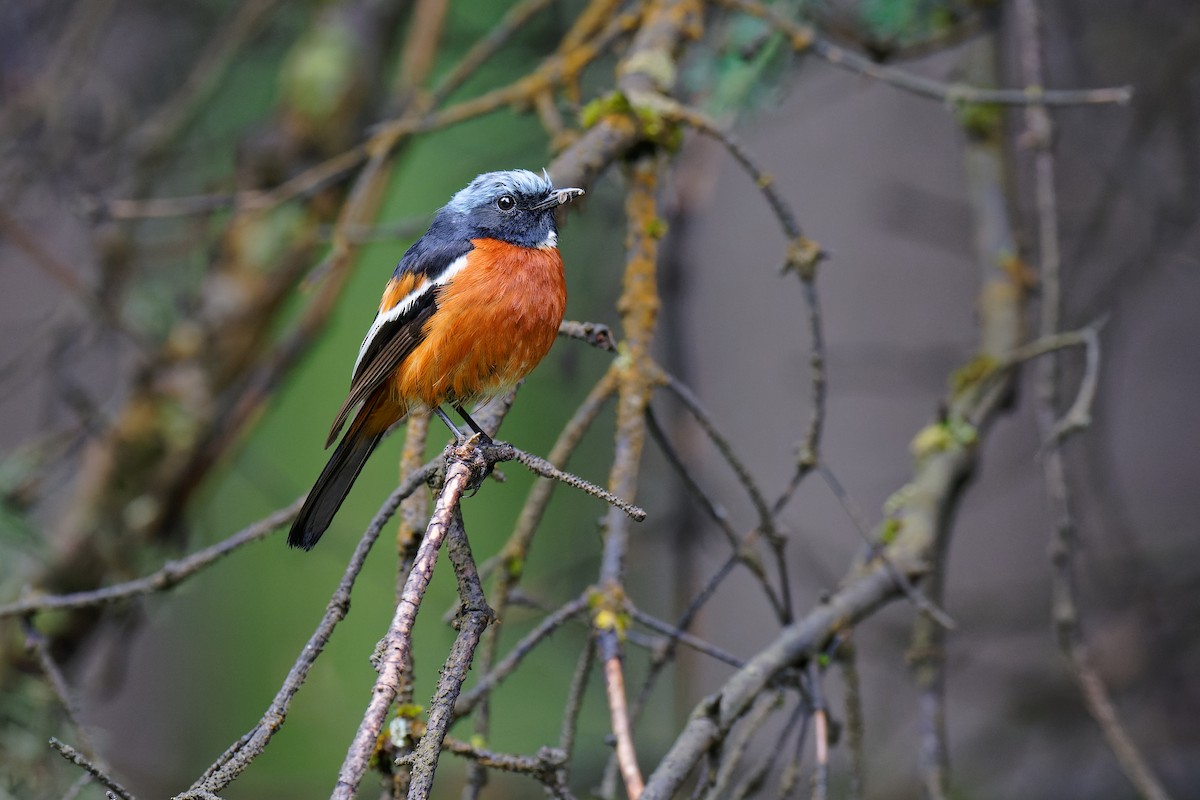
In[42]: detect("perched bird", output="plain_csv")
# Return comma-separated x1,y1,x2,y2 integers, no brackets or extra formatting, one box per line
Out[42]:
288,169,584,550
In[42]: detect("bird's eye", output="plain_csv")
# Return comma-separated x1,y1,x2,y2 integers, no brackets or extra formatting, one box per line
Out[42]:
496,194,516,212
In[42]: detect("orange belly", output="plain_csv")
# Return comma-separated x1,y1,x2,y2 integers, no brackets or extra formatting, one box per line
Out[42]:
393,238,567,409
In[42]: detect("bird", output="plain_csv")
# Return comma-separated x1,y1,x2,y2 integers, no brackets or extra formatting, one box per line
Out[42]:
288,169,584,551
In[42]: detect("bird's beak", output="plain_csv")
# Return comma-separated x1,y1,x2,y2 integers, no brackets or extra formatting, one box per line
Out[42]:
532,187,585,210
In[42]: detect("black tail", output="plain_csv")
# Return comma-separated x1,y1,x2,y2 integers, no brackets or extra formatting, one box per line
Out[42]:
288,426,385,550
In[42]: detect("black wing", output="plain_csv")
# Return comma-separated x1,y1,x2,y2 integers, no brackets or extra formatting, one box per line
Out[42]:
324,229,473,447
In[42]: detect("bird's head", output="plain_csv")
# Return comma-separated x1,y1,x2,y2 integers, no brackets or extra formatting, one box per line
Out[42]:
445,169,584,249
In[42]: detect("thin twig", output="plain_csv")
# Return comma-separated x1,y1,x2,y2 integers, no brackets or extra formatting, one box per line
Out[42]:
0,207,142,342
645,98,827,522
1015,2,1171,799
131,0,283,161
558,635,597,765
514,447,646,521
428,0,561,105
628,607,744,669
661,376,776,536
49,738,134,800
61,773,93,800
731,696,809,800
617,551,741,784
1,499,303,619
780,710,811,800
702,691,781,800
595,154,664,800
1040,325,1103,448
23,621,97,757
817,463,956,629
465,370,616,799
719,0,1133,106
644,406,784,615
454,596,590,718
182,465,437,796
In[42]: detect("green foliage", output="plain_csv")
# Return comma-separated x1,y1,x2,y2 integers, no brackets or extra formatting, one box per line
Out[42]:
691,8,799,118
857,0,975,50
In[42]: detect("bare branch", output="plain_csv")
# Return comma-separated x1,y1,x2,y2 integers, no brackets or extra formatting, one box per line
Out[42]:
1015,2,1173,798
24,621,98,758
454,596,590,719
604,647,644,799
558,319,618,351
513,447,646,521
49,738,134,800
719,0,1133,107
1,499,303,619
407,510,494,797
817,463,955,629
182,464,437,797
332,454,474,799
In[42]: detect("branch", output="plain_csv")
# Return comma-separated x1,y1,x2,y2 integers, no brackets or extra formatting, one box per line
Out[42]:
453,596,589,718
181,464,437,797
513,446,646,521
628,607,744,669
332,453,474,799
438,739,574,798
838,641,865,800
1015,2,1172,798
407,510,494,797
23,620,96,756
817,463,955,629
807,662,829,800
1,499,303,619
702,690,782,799
635,558,899,800
604,641,644,799
641,97,828,509
719,0,1133,107
50,738,134,800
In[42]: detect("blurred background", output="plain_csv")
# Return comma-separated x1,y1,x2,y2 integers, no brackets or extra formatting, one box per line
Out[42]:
1,0,1197,798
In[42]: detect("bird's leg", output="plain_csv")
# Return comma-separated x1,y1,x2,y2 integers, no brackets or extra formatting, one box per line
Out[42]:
454,404,493,444
449,404,496,495
433,406,468,442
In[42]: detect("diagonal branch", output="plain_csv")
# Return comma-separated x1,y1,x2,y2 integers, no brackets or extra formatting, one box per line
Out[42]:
332,452,475,799
181,464,437,797
1,500,303,619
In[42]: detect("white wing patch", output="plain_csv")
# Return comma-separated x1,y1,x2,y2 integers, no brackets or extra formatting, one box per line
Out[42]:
351,253,470,379
539,229,558,249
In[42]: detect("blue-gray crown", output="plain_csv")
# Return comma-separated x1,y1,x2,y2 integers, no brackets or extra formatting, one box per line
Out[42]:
447,169,554,212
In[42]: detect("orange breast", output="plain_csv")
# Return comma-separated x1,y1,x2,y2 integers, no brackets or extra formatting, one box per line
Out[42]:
393,238,567,408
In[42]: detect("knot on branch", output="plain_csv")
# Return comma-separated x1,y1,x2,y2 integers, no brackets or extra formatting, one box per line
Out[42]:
783,236,824,281
559,319,618,351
